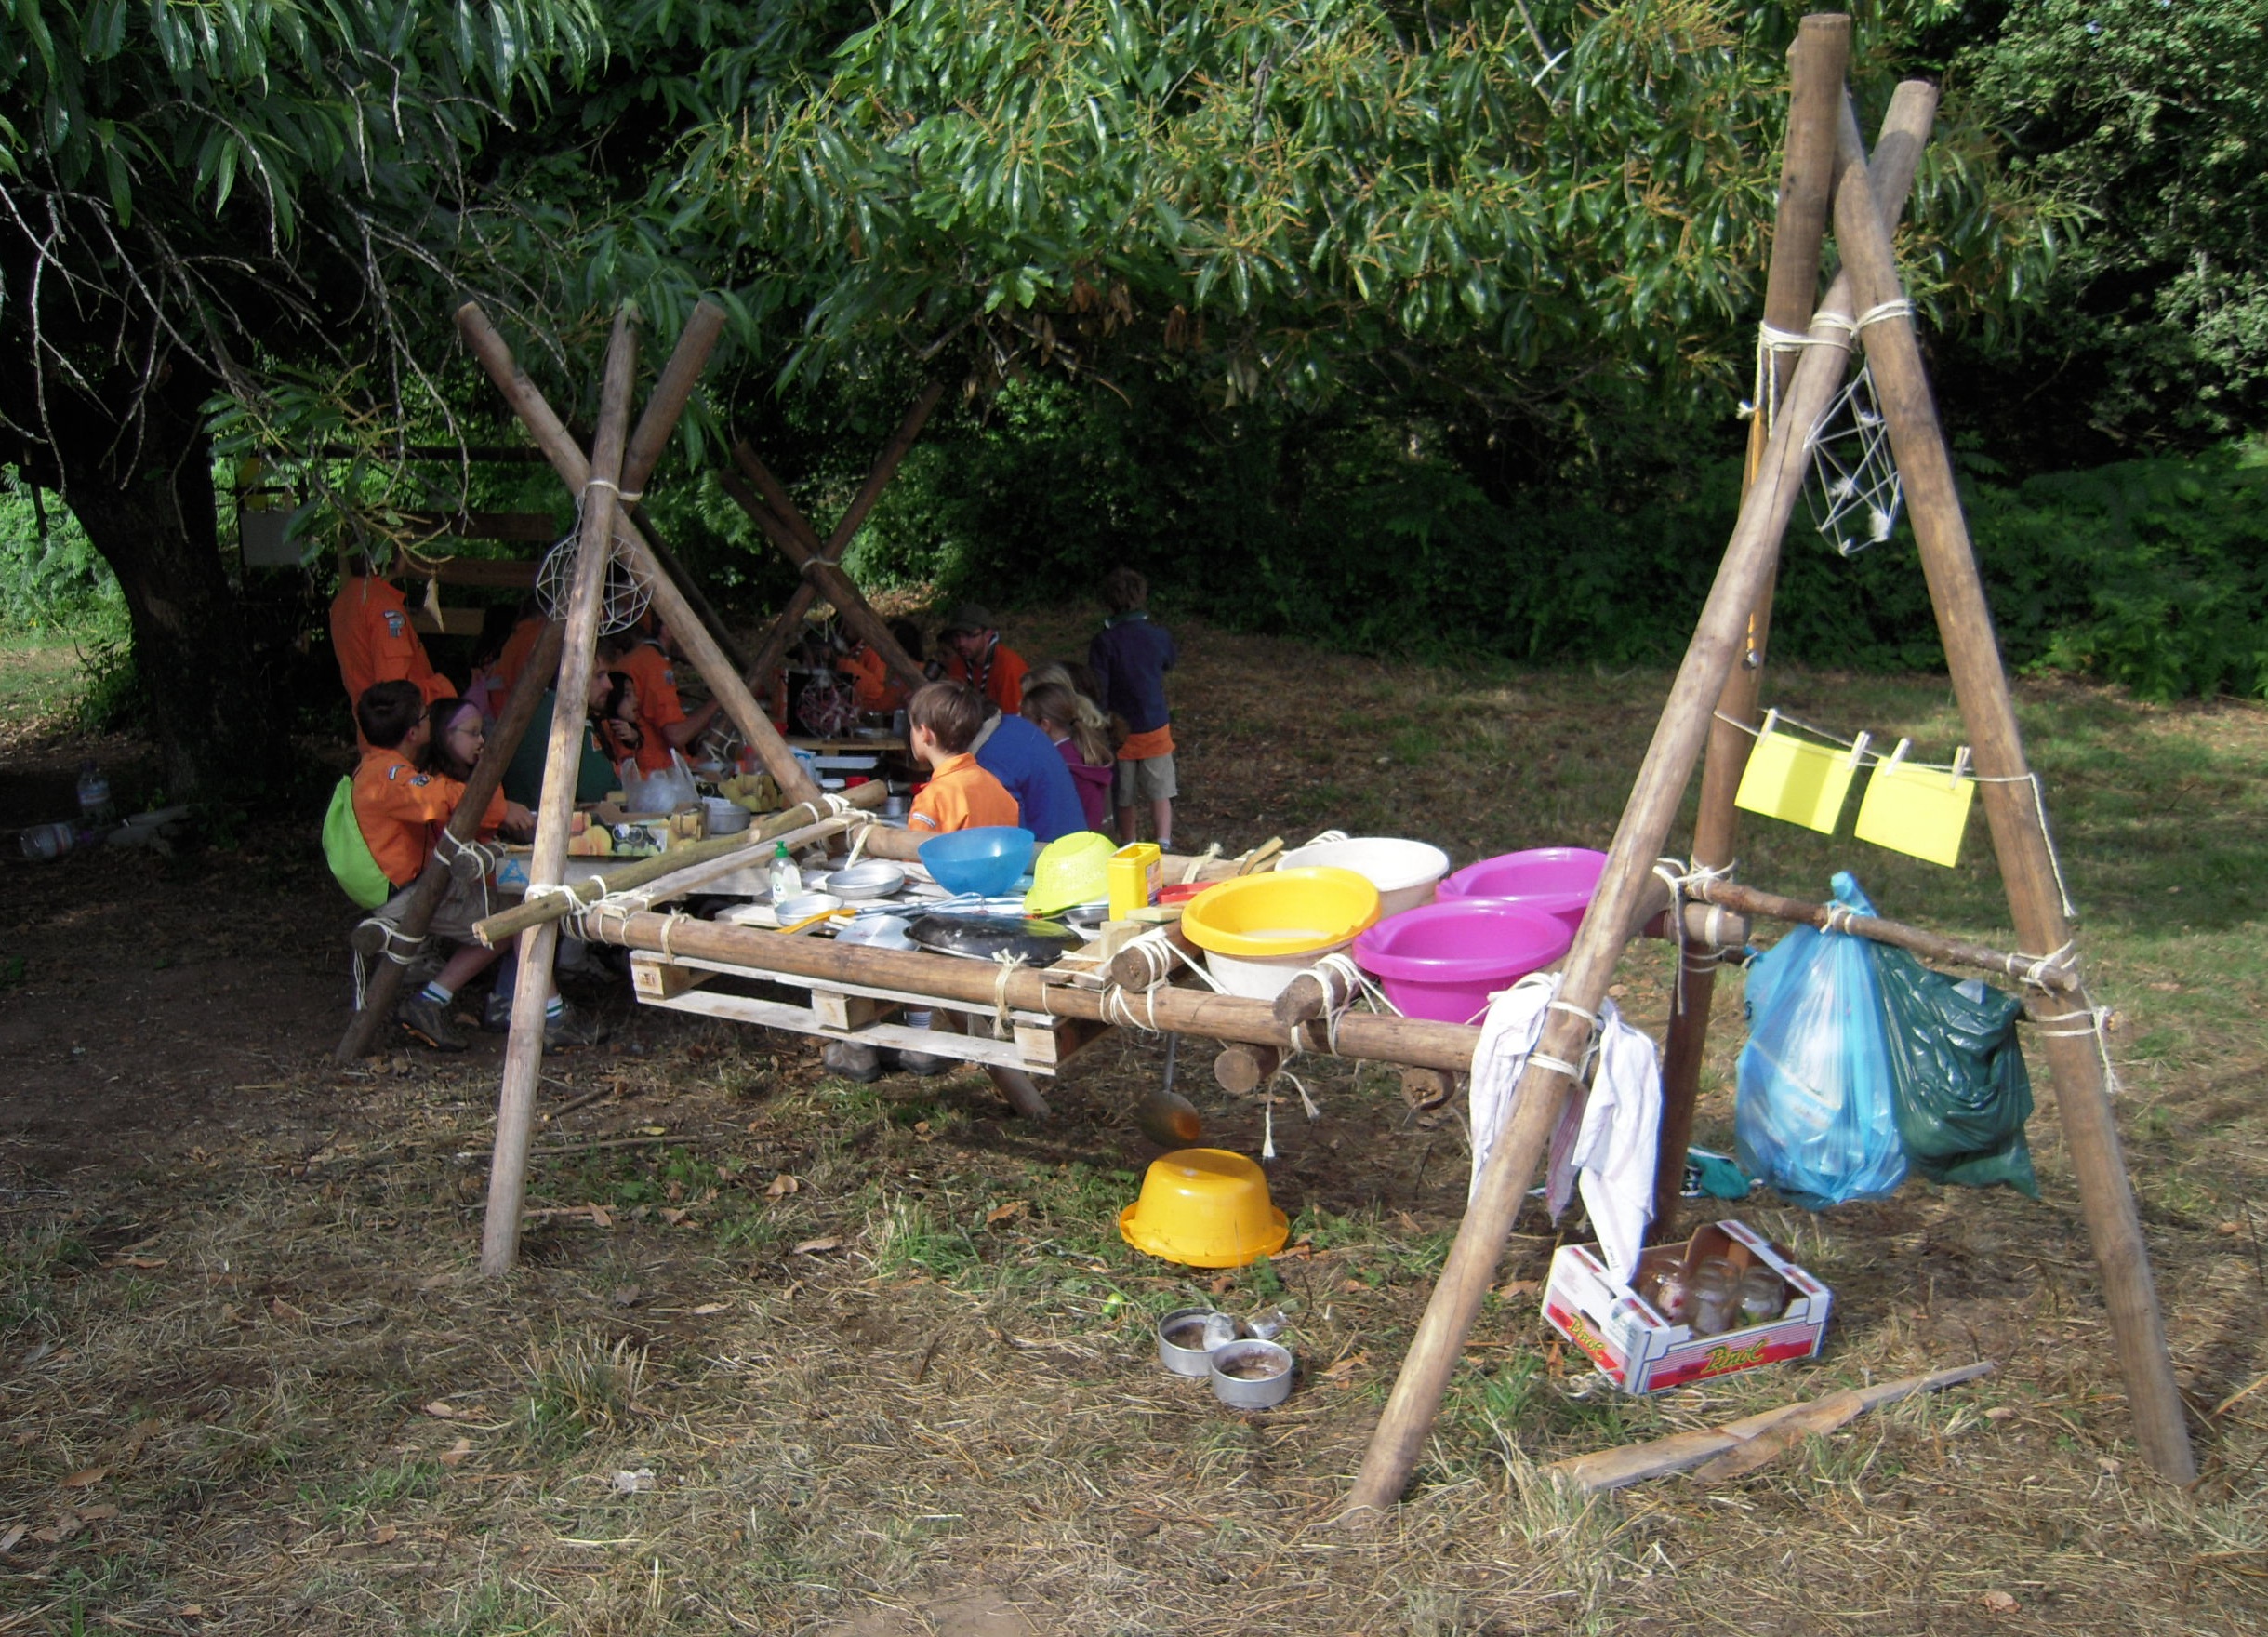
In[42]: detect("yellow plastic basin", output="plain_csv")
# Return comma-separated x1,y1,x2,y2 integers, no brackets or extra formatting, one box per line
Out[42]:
1179,867,1381,958
1118,1148,1289,1270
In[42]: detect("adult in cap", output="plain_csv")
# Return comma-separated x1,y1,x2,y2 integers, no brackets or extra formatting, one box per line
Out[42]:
938,602,1028,714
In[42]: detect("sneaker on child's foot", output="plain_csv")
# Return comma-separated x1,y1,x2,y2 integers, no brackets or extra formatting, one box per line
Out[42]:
482,991,514,1033
893,1048,948,1077
544,1000,610,1049
397,991,469,1052
823,1041,883,1083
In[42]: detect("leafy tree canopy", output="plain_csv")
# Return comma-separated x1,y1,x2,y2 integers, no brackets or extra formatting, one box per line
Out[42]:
675,0,2056,424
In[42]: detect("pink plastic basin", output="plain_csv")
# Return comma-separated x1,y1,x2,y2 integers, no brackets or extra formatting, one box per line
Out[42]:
1353,901,1574,1023
1436,846,1609,935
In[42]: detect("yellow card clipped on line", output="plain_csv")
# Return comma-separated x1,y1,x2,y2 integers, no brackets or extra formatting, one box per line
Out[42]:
1854,739,1977,868
1733,714,1863,835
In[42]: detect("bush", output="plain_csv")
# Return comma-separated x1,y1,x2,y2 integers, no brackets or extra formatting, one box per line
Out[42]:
0,473,121,632
863,380,2266,700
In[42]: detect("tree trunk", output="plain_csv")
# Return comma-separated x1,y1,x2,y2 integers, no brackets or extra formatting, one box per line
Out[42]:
47,367,281,796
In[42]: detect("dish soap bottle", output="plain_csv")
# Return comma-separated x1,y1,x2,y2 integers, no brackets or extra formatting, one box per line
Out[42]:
768,841,802,903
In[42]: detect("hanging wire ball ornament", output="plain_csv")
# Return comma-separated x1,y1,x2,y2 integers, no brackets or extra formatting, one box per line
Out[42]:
1805,362,1904,557
534,514,654,635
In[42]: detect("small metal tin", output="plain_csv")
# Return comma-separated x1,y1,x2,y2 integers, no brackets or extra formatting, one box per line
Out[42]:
1209,1339,1294,1409
1156,1308,1223,1377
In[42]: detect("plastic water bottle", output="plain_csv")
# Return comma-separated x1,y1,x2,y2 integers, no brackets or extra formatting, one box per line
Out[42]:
768,841,801,903
75,760,113,825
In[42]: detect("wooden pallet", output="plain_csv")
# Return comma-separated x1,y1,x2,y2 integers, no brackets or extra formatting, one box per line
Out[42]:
629,951,1109,1076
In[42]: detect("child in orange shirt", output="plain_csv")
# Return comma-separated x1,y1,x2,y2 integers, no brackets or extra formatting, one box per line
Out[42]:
906,681,1018,834
351,682,600,1051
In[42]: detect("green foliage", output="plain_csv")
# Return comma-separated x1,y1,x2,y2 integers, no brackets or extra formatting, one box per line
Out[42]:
872,377,2268,699
0,472,117,630
684,0,2052,413
1954,0,2268,446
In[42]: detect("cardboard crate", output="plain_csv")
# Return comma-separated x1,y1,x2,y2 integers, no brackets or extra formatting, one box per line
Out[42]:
1540,1219,1831,1394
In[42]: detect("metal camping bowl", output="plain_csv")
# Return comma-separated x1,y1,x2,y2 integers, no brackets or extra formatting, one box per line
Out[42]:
1209,1339,1294,1409
826,860,907,900
773,891,842,925
1157,1308,1227,1377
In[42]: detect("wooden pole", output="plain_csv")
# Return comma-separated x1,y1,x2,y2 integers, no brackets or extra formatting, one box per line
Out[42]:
332,619,566,1062
1686,879,2078,991
1344,177,1901,1517
1827,102,2196,1484
452,302,824,810
481,311,637,1278
579,909,1485,1072
738,382,946,688
718,465,928,690
1655,13,1858,1228
470,779,885,945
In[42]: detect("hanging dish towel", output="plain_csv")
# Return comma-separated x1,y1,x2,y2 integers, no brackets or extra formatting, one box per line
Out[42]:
1469,972,1664,1282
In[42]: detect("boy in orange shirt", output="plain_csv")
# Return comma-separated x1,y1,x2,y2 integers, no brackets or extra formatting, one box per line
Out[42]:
600,623,722,773
351,681,601,1051
906,681,1018,833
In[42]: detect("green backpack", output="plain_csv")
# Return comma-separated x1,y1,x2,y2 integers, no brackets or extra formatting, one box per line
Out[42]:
323,775,393,910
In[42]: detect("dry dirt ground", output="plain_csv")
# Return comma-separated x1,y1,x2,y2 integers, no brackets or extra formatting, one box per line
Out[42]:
1,612,2263,1636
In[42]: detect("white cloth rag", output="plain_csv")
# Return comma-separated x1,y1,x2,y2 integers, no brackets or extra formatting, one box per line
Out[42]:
1468,971,1663,1282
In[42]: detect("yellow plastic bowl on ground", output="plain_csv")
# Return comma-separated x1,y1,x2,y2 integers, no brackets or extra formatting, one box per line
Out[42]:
1118,1148,1290,1269
1178,866,1382,998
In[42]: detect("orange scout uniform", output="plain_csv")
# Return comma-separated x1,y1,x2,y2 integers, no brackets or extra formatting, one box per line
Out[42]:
351,747,506,888
942,640,1028,716
909,752,1018,834
614,641,686,774
835,645,909,714
486,615,547,699
332,577,456,711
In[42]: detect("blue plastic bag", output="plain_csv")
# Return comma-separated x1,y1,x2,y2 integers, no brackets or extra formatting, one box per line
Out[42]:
1735,872,1909,1208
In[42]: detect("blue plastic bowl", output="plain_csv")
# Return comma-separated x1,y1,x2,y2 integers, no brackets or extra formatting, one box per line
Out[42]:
919,826,1036,898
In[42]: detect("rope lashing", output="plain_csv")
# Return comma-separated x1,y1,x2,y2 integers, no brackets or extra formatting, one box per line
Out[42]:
1528,996,1602,1086
990,953,1028,1038
350,915,431,1012
2030,1004,2123,1098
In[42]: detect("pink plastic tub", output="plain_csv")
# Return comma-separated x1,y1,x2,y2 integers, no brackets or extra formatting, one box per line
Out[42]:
1436,846,1609,935
1353,901,1574,1023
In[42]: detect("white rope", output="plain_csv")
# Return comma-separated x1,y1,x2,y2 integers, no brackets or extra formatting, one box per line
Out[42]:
1974,770,2081,920
351,917,427,1012
990,953,1027,1038
2029,1004,2122,1098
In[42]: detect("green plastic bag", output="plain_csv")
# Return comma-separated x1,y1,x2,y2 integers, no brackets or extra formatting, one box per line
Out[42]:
322,776,393,910
1873,948,2039,1197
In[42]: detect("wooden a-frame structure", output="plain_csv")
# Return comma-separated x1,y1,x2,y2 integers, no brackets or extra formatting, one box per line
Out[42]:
1346,16,2195,1505
340,11,2195,1505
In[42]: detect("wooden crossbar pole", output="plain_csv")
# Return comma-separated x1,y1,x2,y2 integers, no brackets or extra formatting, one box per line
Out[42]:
1655,15,1857,1225
719,461,928,689
740,382,946,688
331,619,566,1062
481,311,636,1279
452,304,823,810
1828,100,2195,1484
1344,129,1922,1512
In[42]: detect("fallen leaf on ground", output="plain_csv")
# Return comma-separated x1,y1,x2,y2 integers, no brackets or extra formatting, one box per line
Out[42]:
1341,1278,1366,1293
587,1203,614,1230
113,1257,167,1270
791,1237,842,1256
985,1200,1028,1225
1979,1590,2019,1614
636,1125,668,1136
1209,1274,1233,1294
270,1296,305,1322
691,1302,728,1315
76,1504,117,1522
437,1438,472,1468
658,1207,689,1226
611,1468,657,1494
1498,1278,1541,1300
0,1524,23,1553
372,1524,398,1546
60,1467,107,1488
178,1606,206,1619
1984,1405,2016,1421
765,1174,800,1198
423,1402,463,1420
1320,1352,1369,1381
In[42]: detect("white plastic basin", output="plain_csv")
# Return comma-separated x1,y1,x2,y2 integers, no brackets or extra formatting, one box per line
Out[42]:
1277,837,1451,919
